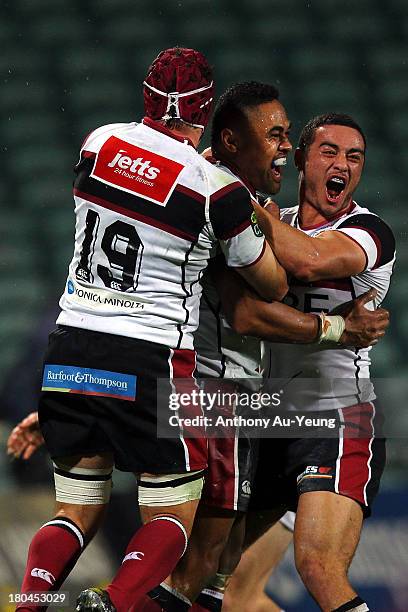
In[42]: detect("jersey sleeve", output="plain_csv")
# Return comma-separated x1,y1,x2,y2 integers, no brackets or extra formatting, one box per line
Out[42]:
335,213,395,271
208,184,265,268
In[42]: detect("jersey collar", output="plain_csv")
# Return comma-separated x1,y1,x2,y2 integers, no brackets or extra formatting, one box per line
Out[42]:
298,201,357,230
142,117,196,148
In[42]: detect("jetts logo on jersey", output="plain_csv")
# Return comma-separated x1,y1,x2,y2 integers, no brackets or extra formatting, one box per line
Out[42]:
297,465,333,485
42,364,137,401
91,135,185,206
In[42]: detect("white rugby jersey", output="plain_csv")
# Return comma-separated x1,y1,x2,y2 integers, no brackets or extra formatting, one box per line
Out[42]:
57,119,265,349
262,202,396,410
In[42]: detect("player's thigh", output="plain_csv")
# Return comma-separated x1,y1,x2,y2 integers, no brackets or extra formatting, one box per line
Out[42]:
53,451,114,534
294,490,363,568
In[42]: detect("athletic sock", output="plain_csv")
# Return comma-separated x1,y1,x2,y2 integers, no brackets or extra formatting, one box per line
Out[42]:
148,584,191,611
16,517,84,611
332,596,369,612
106,517,187,612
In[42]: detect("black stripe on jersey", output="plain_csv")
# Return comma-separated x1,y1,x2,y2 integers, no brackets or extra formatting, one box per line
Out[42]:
209,184,254,240
177,239,199,349
74,157,207,241
337,214,395,269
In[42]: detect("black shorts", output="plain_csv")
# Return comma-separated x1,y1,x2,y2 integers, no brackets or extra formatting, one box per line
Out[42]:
39,325,207,474
250,403,385,518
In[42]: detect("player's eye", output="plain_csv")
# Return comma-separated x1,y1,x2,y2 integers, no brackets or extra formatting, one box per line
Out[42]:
348,154,362,163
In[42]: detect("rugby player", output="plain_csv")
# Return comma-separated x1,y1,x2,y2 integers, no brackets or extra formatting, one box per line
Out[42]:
223,114,395,612
9,90,390,612
145,91,390,611
15,50,289,612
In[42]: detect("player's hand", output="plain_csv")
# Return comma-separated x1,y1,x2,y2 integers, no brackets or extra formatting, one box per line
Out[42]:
6,412,44,460
264,197,280,219
335,288,390,348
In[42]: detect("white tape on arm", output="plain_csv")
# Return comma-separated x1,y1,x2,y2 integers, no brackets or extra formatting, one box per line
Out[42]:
317,313,346,343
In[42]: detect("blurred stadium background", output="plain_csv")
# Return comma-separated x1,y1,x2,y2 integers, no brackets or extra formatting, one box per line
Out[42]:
0,0,407,610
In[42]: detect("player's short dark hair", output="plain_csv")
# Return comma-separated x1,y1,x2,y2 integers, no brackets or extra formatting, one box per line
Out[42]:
298,113,366,152
211,81,280,151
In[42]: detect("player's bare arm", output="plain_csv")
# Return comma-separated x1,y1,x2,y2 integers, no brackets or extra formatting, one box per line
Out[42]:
234,240,288,303
253,200,367,281
211,260,389,348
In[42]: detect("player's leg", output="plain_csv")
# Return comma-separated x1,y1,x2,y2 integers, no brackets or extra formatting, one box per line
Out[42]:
170,505,237,600
293,403,385,611
222,512,294,612
17,452,114,612
294,491,364,611
147,431,247,611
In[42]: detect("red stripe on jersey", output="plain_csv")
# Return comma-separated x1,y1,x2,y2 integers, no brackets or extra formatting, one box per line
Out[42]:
210,181,243,202
346,225,382,269
337,403,375,507
73,188,196,242
176,184,206,204
171,349,207,472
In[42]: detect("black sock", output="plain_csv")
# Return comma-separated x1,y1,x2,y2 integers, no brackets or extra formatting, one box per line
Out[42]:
332,596,369,612
148,584,191,611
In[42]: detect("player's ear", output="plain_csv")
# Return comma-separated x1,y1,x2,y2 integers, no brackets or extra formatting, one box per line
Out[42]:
294,147,304,171
220,128,239,154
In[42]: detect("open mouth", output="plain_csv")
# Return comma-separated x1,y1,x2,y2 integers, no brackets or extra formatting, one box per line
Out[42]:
326,175,346,203
271,157,286,181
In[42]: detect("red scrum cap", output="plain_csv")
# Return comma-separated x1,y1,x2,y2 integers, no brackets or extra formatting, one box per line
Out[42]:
143,47,214,130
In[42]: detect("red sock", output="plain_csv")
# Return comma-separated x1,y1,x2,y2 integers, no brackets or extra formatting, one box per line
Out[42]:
17,517,84,611
107,517,187,612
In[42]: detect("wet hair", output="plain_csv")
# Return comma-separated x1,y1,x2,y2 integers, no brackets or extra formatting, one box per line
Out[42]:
211,81,280,151
298,113,366,152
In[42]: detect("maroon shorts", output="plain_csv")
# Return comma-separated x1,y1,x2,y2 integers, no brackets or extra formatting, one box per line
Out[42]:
199,380,257,512
250,402,385,518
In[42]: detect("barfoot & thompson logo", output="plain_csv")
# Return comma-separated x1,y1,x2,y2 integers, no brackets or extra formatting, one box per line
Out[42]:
42,365,137,401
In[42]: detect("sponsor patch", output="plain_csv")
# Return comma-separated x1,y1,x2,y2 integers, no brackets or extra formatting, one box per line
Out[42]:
91,135,185,206
42,365,137,401
66,278,147,313
251,210,263,237
297,465,333,484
